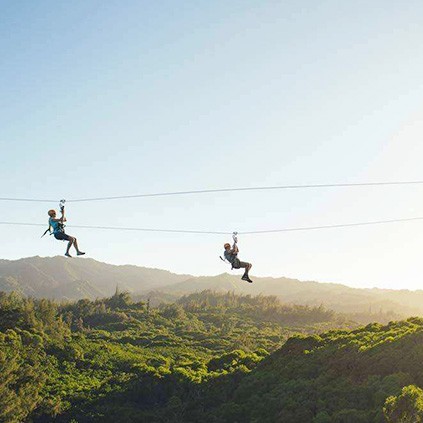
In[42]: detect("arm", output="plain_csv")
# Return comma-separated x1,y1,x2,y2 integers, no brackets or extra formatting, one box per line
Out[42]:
59,207,67,223
231,233,238,253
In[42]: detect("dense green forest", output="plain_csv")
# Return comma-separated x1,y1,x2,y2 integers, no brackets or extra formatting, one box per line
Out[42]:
1,290,422,422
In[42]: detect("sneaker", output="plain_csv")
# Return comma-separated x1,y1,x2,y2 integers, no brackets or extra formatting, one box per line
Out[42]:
65,253,72,258
241,275,253,283
77,251,86,256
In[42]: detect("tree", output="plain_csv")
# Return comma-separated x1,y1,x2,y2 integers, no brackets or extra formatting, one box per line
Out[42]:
384,385,423,423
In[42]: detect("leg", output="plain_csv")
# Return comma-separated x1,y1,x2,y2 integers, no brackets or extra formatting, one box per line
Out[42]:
239,261,252,278
73,237,85,255
65,236,75,257
238,261,253,282
240,262,252,277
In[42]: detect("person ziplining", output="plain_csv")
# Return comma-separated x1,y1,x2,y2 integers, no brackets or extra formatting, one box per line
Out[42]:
222,233,253,283
44,200,85,258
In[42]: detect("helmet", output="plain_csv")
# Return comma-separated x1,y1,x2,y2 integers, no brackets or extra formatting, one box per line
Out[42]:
224,243,231,249
48,209,56,217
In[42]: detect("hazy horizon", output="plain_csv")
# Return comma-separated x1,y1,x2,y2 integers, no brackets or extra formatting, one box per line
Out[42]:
3,253,423,293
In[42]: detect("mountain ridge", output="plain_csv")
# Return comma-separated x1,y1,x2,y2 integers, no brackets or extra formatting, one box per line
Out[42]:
1,256,423,316
0,256,191,299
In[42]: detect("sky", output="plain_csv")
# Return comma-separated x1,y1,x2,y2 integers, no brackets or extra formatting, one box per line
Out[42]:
1,0,423,290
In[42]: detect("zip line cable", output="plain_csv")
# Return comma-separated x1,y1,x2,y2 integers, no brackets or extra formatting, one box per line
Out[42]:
240,216,423,234
0,222,228,235
68,180,423,203
1,216,423,235
0,198,57,203
3,180,423,203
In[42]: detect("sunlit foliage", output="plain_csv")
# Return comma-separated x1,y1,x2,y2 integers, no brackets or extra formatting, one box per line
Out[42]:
0,290,421,422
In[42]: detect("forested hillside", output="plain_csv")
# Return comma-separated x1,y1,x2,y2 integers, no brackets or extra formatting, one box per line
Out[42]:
1,290,423,422
201,318,423,422
0,290,353,422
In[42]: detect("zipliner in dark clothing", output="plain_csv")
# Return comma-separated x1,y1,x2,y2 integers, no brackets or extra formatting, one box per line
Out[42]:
223,241,253,283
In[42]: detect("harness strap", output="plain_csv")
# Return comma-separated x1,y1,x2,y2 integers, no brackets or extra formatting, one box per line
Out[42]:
220,255,239,270
41,228,51,238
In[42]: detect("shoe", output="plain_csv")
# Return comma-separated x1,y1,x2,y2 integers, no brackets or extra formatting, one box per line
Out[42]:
77,252,86,256
241,275,253,283
65,253,72,258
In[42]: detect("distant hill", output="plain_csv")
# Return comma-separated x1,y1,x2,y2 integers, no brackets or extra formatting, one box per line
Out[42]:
0,256,190,300
160,273,423,316
1,256,423,317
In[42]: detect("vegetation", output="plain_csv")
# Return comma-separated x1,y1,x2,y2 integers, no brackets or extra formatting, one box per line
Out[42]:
384,385,423,422
1,289,422,422
202,317,423,422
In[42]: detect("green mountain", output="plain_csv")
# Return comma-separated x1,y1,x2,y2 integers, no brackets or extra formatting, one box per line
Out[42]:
0,256,190,300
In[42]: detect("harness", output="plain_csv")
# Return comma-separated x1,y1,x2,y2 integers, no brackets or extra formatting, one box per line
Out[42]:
42,221,66,238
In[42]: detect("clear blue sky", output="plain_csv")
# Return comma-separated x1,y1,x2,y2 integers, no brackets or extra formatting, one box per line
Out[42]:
1,0,423,289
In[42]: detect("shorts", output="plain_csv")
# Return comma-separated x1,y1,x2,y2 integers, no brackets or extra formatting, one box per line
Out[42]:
54,232,72,241
232,259,250,269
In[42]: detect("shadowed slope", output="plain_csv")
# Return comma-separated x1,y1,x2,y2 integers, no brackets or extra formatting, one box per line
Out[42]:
0,256,191,300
